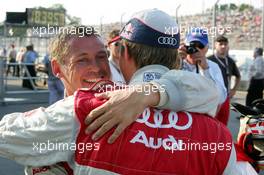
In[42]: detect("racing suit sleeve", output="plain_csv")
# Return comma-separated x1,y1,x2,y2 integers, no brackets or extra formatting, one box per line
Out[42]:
0,96,78,167
152,70,220,117
199,61,227,104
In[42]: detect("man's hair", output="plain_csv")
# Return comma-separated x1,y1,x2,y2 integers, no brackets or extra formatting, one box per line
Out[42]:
26,44,33,51
49,26,99,64
122,40,178,69
216,35,228,43
108,29,120,40
254,47,263,56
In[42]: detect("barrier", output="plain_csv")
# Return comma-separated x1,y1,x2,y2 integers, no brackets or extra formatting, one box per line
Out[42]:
0,59,49,105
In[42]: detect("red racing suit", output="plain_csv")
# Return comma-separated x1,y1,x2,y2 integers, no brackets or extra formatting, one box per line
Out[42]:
73,83,234,175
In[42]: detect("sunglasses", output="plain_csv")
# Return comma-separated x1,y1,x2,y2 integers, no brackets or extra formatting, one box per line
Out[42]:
111,41,120,47
189,41,205,49
185,41,205,54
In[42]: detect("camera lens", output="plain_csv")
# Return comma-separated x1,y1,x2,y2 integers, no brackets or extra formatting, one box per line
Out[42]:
186,46,198,54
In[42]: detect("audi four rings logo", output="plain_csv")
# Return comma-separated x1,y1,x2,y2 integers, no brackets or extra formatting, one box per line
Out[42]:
136,108,193,130
158,36,178,46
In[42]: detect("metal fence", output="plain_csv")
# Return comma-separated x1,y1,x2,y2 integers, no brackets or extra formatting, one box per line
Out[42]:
0,57,49,105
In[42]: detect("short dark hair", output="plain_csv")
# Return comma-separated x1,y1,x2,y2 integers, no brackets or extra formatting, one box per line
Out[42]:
26,44,33,51
254,47,263,56
216,35,228,43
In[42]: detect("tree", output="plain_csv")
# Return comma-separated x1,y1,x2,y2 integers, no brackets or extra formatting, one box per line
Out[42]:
49,4,66,11
220,4,229,11
66,15,81,25
229,3,237,11
239,3,253,12
49,3,81,25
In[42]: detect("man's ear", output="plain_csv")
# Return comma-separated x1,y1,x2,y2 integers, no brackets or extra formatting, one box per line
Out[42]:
51,59,62,78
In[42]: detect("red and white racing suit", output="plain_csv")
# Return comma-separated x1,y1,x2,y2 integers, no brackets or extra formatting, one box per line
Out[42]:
0,79,237,175
1,65,240,174
24,65,223,175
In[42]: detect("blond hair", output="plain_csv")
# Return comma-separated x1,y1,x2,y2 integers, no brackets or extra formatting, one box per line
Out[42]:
49,26,99,64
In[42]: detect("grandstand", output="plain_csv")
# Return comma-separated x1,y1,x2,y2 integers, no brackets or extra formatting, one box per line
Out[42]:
0,3,262,52
99,4,263,50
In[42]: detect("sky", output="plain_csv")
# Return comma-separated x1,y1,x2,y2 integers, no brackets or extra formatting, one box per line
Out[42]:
0,0,263,25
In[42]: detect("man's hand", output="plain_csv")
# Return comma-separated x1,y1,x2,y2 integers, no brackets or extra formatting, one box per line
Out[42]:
85,84,160,144
195,48,209,70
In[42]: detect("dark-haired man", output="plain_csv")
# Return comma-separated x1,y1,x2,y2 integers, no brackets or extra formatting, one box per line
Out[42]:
208,35,241,98
208,35,241,125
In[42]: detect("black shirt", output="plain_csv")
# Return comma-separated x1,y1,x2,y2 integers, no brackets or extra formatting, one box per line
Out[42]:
207,54,241,91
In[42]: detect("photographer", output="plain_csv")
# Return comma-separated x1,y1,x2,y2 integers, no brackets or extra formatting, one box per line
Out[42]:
181,28,227,105
180,28,229,125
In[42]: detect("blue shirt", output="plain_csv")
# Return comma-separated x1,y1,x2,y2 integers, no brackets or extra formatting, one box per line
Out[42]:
24,51,38,63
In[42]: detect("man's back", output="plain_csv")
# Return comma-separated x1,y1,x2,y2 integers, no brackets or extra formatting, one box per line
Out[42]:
24,51,38,63
74,87,233,175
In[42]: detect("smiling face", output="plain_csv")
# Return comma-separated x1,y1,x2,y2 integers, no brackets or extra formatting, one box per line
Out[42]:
53,35,111,96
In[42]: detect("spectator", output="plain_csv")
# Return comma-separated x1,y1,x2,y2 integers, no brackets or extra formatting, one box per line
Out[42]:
208,36,241,125
246,47,264,106
22,44,38,89
180,28,228,125
6,44,17,77
15,47,26,77
208,35,241,98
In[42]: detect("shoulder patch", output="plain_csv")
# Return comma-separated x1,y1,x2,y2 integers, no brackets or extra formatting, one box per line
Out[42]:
143,72,161,82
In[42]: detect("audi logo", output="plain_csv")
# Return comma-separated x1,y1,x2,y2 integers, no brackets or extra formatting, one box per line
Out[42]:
158,36,178,46
136,108,193,130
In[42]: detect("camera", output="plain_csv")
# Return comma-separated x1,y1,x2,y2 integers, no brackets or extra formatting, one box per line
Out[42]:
186,45,199,54
185,41,205,54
